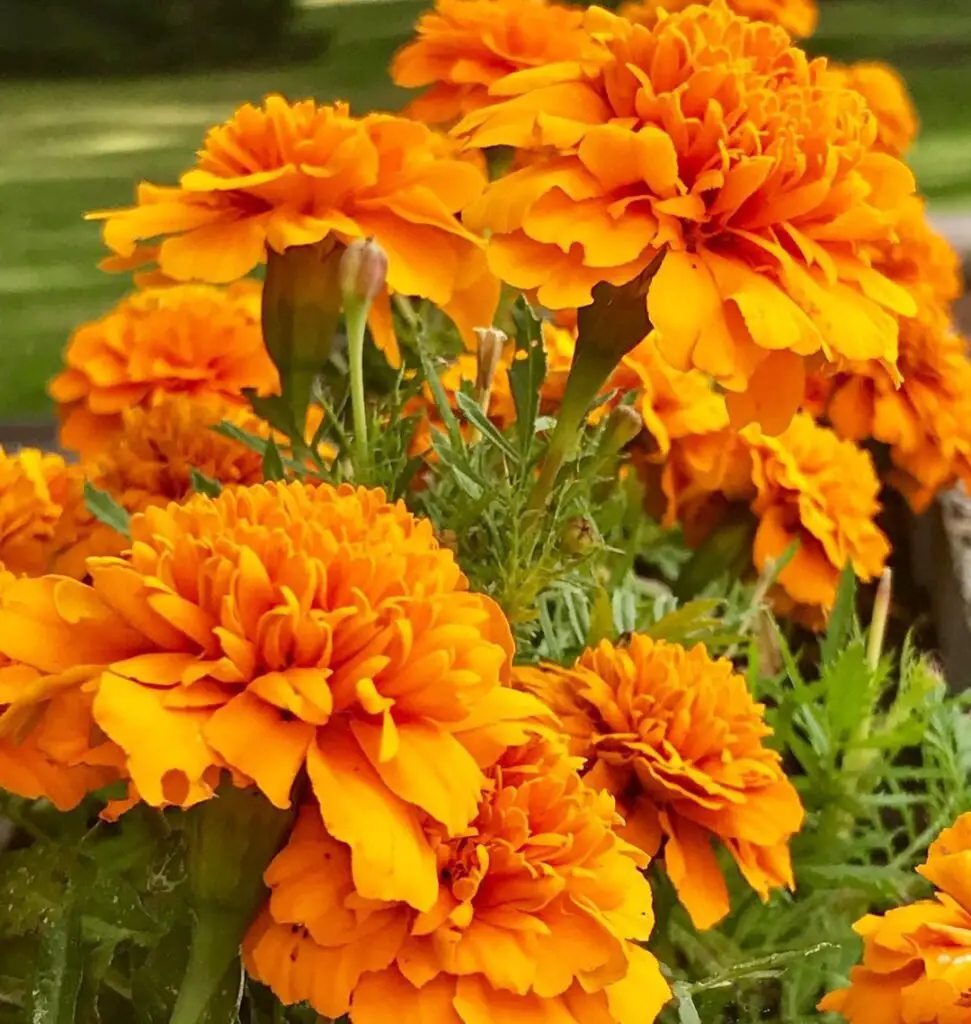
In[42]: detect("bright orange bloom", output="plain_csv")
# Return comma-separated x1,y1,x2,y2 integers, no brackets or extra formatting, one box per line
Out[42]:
47,396,272,579
515,635,804,929
820,811,971,1023
457,2,915,433
620,0,818,37
0,447,80,577
391,0,608,125
826,61,919,157
89,97,498,365
0,481,546,910
244,739,670,1023
744,413,890,621
49,282,277,457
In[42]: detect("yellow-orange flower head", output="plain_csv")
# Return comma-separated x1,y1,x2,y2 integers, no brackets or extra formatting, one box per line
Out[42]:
244,739,671,1024
391,0,608,125
515,635,804,929
456,2,916,434
89,97,499,364
621,0,818,37
820,811,971,1023
743,413,891,621
0,481,547,911
826,61,919,157
49,282,277,457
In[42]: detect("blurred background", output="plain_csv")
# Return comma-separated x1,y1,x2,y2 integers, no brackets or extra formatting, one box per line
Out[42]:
0,0,969,423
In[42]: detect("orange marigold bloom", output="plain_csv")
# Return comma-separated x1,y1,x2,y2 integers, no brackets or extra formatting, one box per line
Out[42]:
0,447,80,576
0,481,546,911
243,739,671,1024
819,811,971,1023
49,282,277,457
514,635,804,929
621,0,817,37
89,97,498,365
456,2,915,433
743,413,890,620
825,61,919,157
391,0,609,125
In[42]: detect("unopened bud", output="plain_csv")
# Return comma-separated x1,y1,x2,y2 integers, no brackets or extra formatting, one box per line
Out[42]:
439,528,460,555
339,238,389,308
599,404,644,461
473,327,507,411
562,516,595,555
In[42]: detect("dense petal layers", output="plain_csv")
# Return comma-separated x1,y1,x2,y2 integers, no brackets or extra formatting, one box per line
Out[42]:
825,61,919,157
244,740,670,1023
89,97,498,363
514,635,804,929
455,3,914,432
820,811,971,1023
621,0,818,37
0,481,545,909
49,282,277,457
392,0,608,124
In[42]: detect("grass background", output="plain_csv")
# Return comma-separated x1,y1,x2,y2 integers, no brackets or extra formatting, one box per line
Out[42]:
1,0,970,419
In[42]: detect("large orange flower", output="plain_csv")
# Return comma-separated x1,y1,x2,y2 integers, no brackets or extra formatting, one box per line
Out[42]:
515,635,804,929
49,282,277,457
456,3,915,433
391,0,608,125
0,447,80,576
89,97,498,365
244,739,671,1024
620,0,818,37
826,61,919,158
0,481,546,910
820,811,971,1023
744,413,890,621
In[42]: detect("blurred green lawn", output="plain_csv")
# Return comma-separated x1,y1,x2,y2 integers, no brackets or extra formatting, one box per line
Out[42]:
1,0,970,419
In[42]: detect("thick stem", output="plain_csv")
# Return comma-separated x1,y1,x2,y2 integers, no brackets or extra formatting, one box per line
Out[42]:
168,908,242,1024
345,299,370,475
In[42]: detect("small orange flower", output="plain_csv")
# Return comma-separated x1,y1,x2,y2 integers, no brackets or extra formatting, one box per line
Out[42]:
391,0,608,125
49,282,277,457
0,447,80,576
0,481,546,911
89,97,498,365
244,739,671,1024
819,811,971,1023
515,635,804,929
744,414,890,621
620,0,818,37
456,2,915,433
825,61,919,157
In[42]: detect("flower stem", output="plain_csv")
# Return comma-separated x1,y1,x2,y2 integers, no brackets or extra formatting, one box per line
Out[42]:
168,908,242,1024
344,299,370,476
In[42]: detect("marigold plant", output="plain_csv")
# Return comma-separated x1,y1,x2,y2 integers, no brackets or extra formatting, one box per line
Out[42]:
455,2,915,433
49,281,277,457
244,739,671,1023
391,0,607,124
620,0,818,38
820,811,971,1023
515,634,804,929
89,96,498,365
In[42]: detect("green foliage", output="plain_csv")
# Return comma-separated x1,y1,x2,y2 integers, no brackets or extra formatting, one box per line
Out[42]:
83,482,130,538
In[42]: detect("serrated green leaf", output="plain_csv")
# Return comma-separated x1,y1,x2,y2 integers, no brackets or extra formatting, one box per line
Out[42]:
189,469,222,498
821,563,858,667
509,302,546,455
416,342,464,453
211,421,267,455
244,391,305,450
262,439,286,482
454,389,519,462
586,588,615,647
83,483,130,539
28,894,83,1024
645,599,722,644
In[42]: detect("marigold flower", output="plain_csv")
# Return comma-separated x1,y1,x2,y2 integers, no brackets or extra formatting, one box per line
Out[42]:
89,97,498,365
620,0,818,37
0,481,546,910
456,2,915,433
243,739,670,1023
819,811,971,1023
391,0,608,125
0,447,79,576
515,635,804,929
49,282,277,457
825,61,919,157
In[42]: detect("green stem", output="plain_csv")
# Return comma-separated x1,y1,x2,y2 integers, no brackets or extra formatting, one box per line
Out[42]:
168,908,241,1024
345,299,370,475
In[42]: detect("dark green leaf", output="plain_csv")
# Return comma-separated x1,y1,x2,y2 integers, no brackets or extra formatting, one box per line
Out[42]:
189,469,222,498
28,895,84,1024
212,421,268,455
416,341,464,453
454,389,519,461
821,562,858,667
244,391,305,452
431,434,483,500
509,303,546,455
83,483,131,539
130,927,192,1024
262,439,286,482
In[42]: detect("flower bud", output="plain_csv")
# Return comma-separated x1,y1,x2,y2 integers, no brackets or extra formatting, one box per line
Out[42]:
562,516,595,555
339,238,389,308
598,404,644,462
473,326,507,411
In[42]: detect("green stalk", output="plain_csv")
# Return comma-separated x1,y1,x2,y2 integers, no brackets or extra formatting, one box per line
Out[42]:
344,297,370,475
